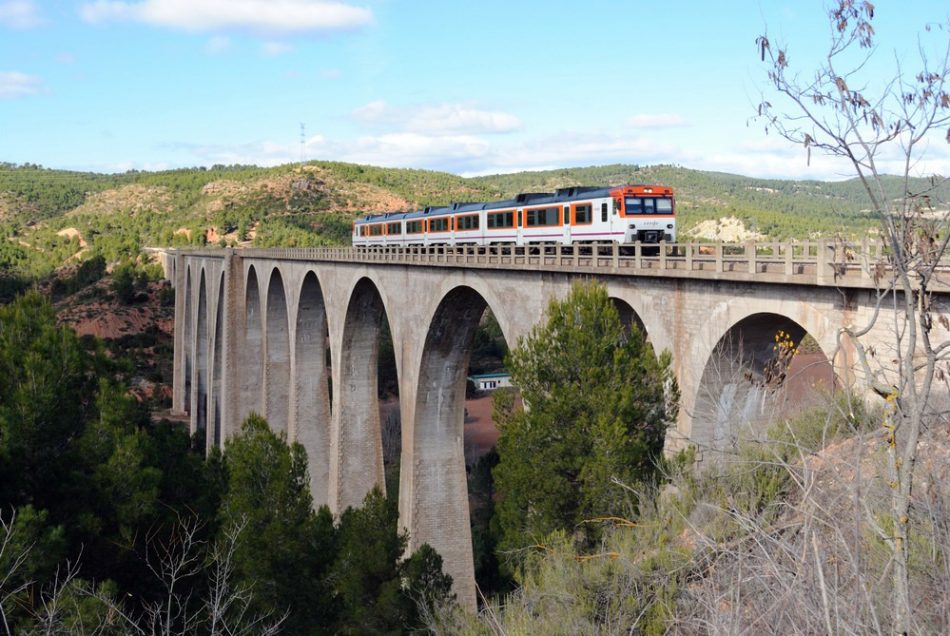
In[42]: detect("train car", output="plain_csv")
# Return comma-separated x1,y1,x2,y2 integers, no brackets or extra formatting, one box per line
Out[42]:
352,184,675,248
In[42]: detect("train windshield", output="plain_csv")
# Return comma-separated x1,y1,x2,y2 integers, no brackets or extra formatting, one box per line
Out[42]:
624,196,673,215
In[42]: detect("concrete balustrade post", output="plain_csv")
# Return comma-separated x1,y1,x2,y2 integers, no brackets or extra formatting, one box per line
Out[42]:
861,236,871,281
817,238,830,284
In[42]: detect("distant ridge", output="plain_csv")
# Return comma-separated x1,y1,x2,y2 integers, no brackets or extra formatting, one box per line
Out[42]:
0,160,946,285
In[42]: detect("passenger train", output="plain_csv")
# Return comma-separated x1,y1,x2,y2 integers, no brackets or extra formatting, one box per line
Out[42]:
351,184,676,248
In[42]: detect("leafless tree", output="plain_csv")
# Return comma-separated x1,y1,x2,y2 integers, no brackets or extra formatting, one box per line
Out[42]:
756,3,950,631
8,512,285,636
204,519,285,636
0,510,35,636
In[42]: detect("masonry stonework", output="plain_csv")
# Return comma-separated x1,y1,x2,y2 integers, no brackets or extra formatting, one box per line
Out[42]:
160,247,943,611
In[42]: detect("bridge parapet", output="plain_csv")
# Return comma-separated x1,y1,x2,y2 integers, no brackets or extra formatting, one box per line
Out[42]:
150,238,921,290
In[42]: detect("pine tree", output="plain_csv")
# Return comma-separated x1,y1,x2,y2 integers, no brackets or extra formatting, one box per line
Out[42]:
493,281,677,553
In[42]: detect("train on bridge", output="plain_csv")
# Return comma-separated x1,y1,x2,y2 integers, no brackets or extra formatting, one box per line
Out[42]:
352,184,676,248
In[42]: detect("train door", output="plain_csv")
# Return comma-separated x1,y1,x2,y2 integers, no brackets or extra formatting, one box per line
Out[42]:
516,208,523,244
562,204,571,245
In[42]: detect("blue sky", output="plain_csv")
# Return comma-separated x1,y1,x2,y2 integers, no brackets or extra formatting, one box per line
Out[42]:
1,0,948,178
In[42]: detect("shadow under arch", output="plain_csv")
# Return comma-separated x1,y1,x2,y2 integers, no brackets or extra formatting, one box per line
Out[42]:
335,276,393,510
265,267,290,435
195,269,209,445
183,265,193,415
691,312,837,463
294,270,332,507
211,271,224,451
241,265,263,421
410,284,510,610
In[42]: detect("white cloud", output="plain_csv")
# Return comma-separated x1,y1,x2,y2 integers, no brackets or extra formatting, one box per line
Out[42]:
343,133,491,169
352,101,522,135
158,114,950,180
205,35,230,53
0,71,41,99
626,113,688,129
408,104,521,135
687,135,950,181
460,132,681,176
169,134,328,166
352,99,387,123
261,41,291,56
79,0,372,34
0,0,41,28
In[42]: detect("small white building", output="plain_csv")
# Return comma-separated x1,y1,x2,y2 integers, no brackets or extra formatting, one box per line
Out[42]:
469,372,513,392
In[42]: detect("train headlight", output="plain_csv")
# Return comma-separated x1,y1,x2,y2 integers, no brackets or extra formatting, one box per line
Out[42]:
629,224,636,229
667,224,673,229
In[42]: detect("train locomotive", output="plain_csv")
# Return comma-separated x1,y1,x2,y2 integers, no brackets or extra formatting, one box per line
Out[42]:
352,184,675,248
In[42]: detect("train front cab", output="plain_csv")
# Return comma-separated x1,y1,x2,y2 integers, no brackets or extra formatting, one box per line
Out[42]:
615,185,676,244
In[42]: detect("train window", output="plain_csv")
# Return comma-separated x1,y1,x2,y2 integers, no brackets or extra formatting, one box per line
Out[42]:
429,217,449,232
563,206,570,225
387,222,401,234
457,214,479,231
625,197,673,215
487,211,514,228
369,224,384,236
574,204,592,224
525,207,559,226
602,202,608,222
406,220,423,234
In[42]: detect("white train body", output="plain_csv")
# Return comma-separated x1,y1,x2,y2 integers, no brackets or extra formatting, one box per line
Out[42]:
352,184,676,248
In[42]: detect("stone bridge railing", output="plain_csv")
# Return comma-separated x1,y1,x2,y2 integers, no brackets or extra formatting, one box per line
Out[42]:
151,239,931,290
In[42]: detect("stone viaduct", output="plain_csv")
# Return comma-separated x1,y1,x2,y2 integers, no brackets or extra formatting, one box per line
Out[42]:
153,241,942,610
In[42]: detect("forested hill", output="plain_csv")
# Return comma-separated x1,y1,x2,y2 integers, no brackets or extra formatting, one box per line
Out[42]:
1,160,946,288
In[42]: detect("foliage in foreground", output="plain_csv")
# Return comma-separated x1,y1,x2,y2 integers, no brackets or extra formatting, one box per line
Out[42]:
493,281,678,558
0,291,455,634
434,397,950,634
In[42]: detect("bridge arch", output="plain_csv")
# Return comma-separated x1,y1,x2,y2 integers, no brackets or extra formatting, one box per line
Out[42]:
194,268,209,443
264,267,291,435
604,282,674,354
294,270,332,506
609,296,648,340
241,264,264,422
333,276,392,510
408,282,516,610
689,301,840,461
